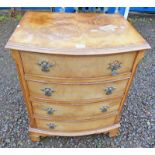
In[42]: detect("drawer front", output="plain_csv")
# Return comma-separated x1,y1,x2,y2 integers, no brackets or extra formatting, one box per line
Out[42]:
32,98,121,120
27,79,128,101
21,52,136,78
35,115,116,132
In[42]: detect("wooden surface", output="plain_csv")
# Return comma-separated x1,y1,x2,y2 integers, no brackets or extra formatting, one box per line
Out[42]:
109,128,120,137
114,50,145,124
21,51,136,78
29,123,120,140
25,72,131,84
35,114,116,132
11,50,36,127
5,11,151,141
32,98,121,121
27,79,128,102
5,11,150,55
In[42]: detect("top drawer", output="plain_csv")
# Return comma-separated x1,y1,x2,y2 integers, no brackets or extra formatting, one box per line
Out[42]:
20,52,136,78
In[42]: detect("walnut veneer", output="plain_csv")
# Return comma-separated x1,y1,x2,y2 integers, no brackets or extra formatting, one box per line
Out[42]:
5,11,150,141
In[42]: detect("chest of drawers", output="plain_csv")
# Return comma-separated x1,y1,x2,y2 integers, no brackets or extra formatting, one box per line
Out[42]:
5,11,150,141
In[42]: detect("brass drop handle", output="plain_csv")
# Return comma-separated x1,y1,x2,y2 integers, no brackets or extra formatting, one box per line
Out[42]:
38,60,54,72
44,107,55,115
108,60,122,76
100,106,109,112
41,88,55,96
47,123,56,129
105,87,115,95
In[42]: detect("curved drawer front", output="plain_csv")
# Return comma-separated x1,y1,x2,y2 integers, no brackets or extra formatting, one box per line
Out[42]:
21,52,136,78
35,115,116,132
27,79,128,102
32,98,121,120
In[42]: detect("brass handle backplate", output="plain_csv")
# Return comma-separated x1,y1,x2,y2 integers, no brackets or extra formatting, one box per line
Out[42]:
38,60,54,72
100,105,110,112
105,87,115,95
108,60,122,76
41,88,55,96
44,107,55,115
47,123,56,129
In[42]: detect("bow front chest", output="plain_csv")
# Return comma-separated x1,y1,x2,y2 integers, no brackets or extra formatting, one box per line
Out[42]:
5,11,150,141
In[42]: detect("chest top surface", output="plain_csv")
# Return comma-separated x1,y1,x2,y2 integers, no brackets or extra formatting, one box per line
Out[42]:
5,11,150,55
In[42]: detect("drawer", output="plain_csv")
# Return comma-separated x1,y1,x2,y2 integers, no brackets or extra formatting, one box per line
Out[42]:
35,115,116,132
27,79,128,102
32,98,121,120
21,52,136,78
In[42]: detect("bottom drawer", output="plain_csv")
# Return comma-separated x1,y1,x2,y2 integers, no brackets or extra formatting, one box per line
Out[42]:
35,115,116,132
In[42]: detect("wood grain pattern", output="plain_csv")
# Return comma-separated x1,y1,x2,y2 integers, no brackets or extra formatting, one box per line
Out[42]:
27,79,128,102
109,128,120,137
11,50,36,127
114,50,145,124
32,98,121,121
21,51,136,78
25,72,131,84
5,12,150,55
5,12,151,141
35,114,116,132
29,123,120,139
30,95,123,105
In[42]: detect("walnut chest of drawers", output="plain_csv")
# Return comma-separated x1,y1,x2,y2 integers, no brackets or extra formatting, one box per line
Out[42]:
5,11,150,141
